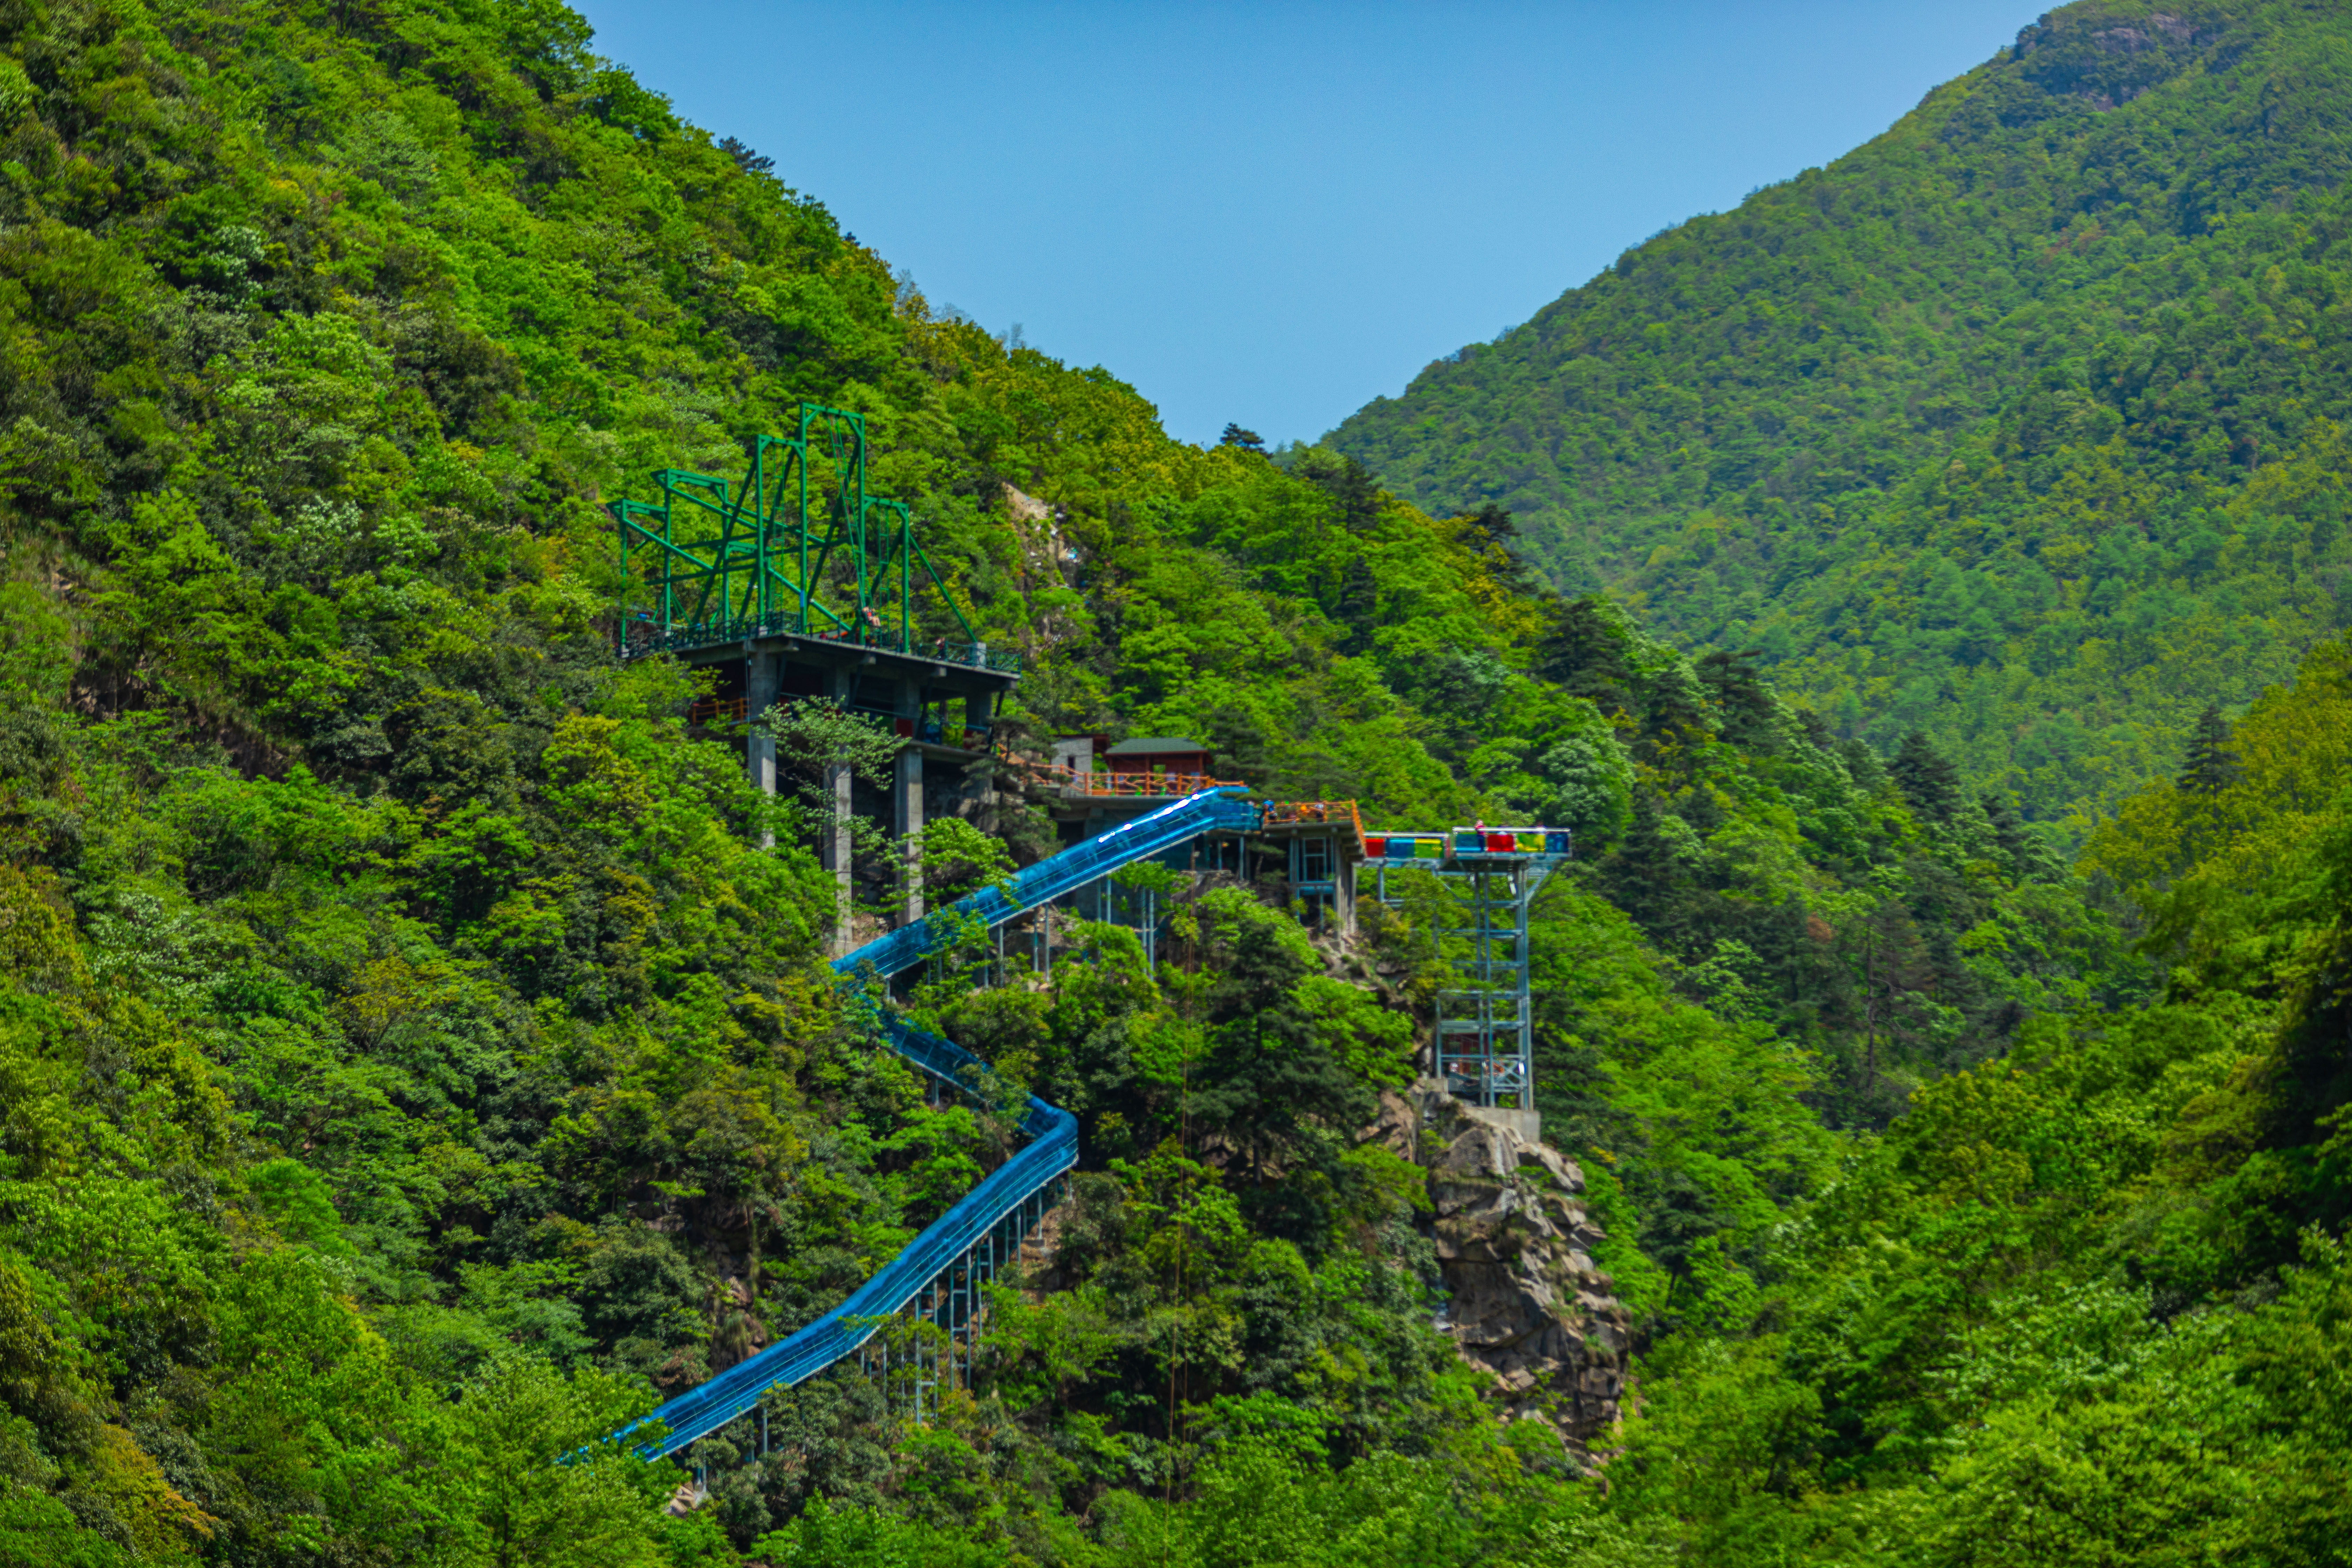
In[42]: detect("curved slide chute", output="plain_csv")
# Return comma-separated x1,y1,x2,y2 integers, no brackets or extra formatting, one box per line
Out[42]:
615,788,1259,1460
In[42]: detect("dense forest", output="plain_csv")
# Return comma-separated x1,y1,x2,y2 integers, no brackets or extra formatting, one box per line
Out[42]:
1329,0,2352,836
0,0,2346,1564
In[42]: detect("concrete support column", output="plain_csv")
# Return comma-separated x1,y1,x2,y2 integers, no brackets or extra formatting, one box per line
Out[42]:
745,652,780,848
894,748,924,925
822,761,853,954
821,666,860,954
963,688,995,750
891,677,926,927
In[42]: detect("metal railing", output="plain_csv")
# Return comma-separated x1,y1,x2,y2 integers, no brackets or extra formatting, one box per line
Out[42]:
682,694,976,750
686,696,749,726
843,790,1260,981
611,1016,1077,1460
618,616,1024,677
1260,799,1368,856
1360,826,1574,860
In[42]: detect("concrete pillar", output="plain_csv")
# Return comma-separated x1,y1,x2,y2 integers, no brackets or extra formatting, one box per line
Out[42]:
745,652,780,849
890,677,924,924
963,687,995,751
894,748,924,924
823,761,853,953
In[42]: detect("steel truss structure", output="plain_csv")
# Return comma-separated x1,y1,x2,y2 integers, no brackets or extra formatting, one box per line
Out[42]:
858,1175,1069,1423
1362,830,1570,1108
677,1168,1065,1499
611,401,1007,669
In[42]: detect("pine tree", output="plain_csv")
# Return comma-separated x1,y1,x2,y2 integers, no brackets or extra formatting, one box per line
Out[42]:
1334,553,1379,649
1981,791,2029,866
1640,665,1713,767
1600,790,1694,954
1890,732,1961,821
1219,422,1266,453
1456,501,1539,593
2177,704,2244,795
717,135,774,175
1534,594,1631,713
1459,502,1516,548
1698,649,1776,747
1298,449,1380,532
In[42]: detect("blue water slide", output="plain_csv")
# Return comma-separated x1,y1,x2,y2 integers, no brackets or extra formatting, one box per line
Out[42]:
838,786,1262,981
614,787,1261,1460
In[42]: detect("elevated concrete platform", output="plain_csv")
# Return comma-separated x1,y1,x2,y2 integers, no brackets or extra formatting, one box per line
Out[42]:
1461,1105,1542,1144
650,632,1018,953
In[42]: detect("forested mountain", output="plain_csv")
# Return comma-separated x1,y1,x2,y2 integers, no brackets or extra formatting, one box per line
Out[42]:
0,0,2347,1564
1328,0,2352,834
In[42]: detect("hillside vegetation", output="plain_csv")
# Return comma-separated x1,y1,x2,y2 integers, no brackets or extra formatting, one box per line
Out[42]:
1329,0,2352,833
0,0,2345,1564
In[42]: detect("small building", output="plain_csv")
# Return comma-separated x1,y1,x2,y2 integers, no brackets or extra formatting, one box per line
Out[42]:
1050,734,1102,773
1256,801,1363,933
1036,735,1231,843
1102,736,1212,780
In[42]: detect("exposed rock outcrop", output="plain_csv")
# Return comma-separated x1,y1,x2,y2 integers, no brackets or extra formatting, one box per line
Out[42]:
710,1273,767,1373
1392,1079,1631,1463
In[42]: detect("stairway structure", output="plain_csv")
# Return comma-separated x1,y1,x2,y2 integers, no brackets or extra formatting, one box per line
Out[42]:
611,788,1261,1463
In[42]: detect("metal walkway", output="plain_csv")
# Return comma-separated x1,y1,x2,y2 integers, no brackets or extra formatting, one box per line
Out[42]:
614,788,1261,1461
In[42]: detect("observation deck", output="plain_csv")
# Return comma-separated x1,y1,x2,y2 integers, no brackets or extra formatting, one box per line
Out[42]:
610,403,1026,948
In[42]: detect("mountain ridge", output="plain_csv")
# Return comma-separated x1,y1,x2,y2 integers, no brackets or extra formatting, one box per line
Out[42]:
0,1,2348,1562
1327,0,2352,831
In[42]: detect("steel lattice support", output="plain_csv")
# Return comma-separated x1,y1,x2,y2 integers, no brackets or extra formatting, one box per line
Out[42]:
1363,834,1566,1108
861,1174,1067,1423
611,401,991,665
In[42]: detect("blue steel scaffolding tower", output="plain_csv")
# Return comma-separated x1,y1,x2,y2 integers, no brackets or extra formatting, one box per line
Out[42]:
1359,827,1571,1108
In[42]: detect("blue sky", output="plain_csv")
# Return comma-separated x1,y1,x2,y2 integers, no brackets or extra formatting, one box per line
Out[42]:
572,1,2049,448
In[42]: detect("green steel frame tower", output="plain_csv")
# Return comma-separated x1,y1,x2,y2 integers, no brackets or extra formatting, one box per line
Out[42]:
609,401,1013,672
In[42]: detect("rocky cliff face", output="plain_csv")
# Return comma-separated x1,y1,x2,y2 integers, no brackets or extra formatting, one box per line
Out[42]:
1379,1080,1632,1463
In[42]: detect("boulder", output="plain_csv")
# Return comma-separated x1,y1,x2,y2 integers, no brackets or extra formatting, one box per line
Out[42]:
1435,1122,1518,1182
1516,1140,1584,1194
1357,1087,1418,1158
1403,1081,1633,1464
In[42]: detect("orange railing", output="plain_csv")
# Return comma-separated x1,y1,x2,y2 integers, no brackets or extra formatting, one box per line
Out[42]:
688,696,750,726
1261,799,1367,856
1021,763,1244,799
686,696,979,748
